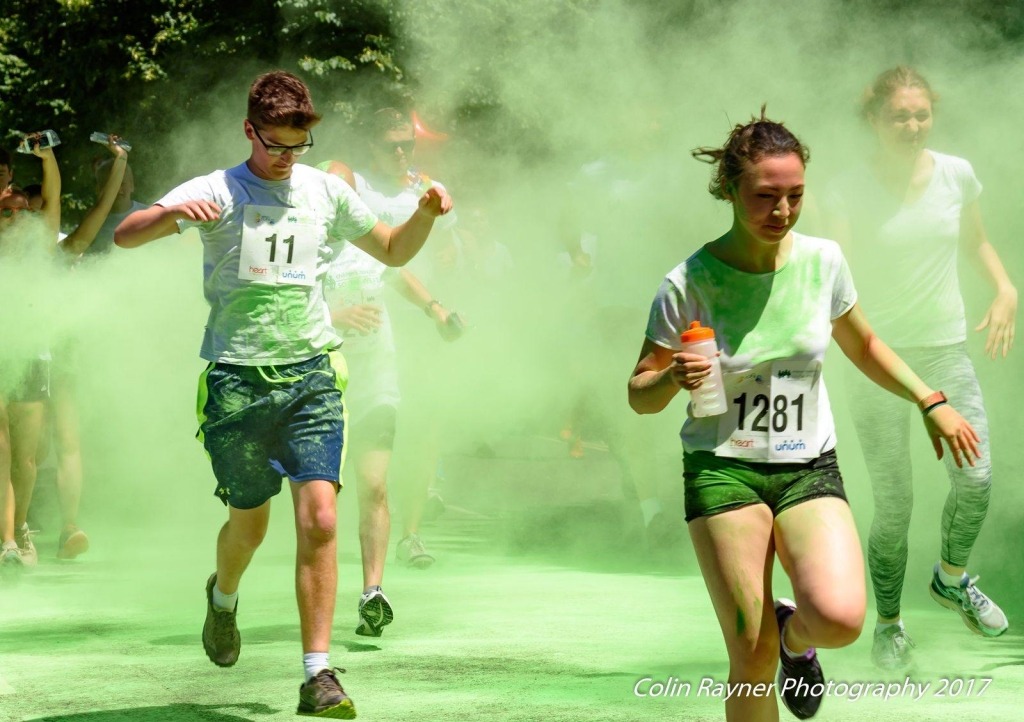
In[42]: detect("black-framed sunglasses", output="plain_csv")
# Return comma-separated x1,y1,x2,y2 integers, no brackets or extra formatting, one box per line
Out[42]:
0,207,31,218
251,125,314,157
379,139,415,154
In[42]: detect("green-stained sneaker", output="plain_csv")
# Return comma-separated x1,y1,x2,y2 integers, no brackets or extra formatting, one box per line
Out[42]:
203,573,241,666
297,667,356,718
871,625,916,672
929,565,1008,637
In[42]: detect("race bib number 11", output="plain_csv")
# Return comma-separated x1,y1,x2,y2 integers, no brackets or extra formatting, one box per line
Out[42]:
715,361,820,461
238,205,320,287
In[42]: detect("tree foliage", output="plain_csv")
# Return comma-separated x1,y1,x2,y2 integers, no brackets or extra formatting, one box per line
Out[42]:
0,0,407,215
2,0,1023,217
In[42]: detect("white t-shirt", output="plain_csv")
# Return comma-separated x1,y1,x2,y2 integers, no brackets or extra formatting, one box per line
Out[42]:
157,162,378,365
324,241,400,416
825,150,980,347
325,242,397,359
646,233,857,461
355,170,457,287
320,170,453,415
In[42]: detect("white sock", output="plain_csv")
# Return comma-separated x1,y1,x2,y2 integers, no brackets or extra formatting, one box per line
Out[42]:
212,584,238,612
937,564,963,588
304,652,330,682
640,498,662,527
875,619,904,634
363,584,381,596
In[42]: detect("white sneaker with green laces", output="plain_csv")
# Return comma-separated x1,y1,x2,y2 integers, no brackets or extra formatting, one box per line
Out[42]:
929,564,1008,637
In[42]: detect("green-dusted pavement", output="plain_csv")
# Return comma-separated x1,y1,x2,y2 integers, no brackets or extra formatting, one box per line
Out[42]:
2,486,1022,722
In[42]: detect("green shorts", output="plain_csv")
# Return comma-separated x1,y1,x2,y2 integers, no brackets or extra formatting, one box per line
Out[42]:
683,449,847,522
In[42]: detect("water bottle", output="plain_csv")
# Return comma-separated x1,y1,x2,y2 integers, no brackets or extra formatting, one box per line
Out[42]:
680,321,727,417
16,130,61,154
90,132,132,151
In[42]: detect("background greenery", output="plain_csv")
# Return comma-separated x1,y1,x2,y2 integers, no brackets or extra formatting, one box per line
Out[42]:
1,0,1021,216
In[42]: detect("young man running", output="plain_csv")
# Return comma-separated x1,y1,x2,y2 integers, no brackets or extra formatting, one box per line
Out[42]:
115,71,451,719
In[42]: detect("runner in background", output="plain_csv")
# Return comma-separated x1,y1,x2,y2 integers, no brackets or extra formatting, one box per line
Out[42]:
0,135,61,575
825,66,1014,672
320,108,462,591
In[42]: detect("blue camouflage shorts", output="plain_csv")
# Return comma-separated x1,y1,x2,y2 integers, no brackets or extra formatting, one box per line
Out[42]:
196,351,349,509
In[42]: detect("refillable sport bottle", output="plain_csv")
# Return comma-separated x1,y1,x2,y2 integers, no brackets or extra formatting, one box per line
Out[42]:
680,321,727,417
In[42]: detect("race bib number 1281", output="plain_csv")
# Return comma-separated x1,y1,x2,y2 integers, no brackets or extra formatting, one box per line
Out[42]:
715,361,820,461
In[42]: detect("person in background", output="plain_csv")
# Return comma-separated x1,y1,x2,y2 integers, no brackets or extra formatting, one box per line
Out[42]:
825,66,1014,672
0,135,61,575
61,136,139,258
31,135,131,559
320,199,462,635
317,107,462,638
0,149,14,195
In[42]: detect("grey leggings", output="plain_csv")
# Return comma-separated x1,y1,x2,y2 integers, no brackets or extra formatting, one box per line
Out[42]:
846,343,992,620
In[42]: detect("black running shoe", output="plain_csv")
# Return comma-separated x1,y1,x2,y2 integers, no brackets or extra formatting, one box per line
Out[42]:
297,667,356,718
775,598,824,719
203,573,240,667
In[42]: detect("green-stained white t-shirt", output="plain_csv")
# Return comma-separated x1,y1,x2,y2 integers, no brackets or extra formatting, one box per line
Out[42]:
157,162,378,365
645,233,857,461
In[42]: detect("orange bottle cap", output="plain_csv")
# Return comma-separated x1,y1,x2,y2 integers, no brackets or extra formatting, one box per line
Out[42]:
680,320,715,342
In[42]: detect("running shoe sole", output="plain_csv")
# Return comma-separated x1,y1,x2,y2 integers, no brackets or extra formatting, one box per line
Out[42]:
296,698,357,719
57,530,90,560
406,552,435,570
355,594,393,637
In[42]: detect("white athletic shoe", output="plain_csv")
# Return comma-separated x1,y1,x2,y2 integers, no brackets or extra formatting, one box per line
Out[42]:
356,588,394,637
396,534,435,569
0,541,25,580
16,524,38,567
929,565,1008,637
871,625,916,672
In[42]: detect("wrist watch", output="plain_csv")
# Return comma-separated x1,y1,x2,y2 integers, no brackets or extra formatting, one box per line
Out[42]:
918,391,948,415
